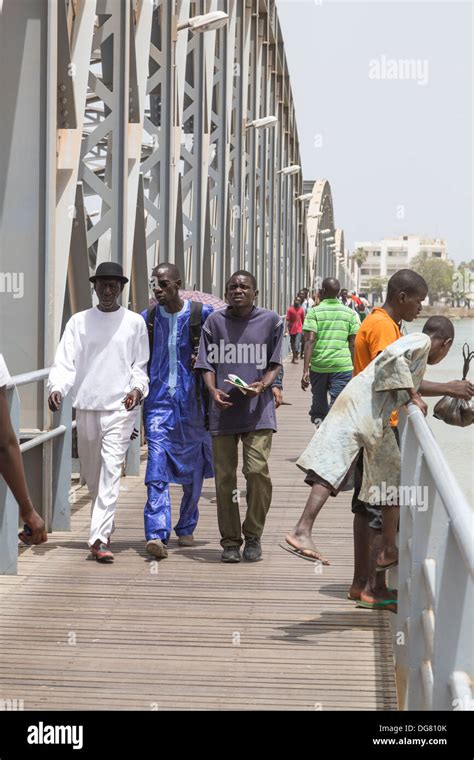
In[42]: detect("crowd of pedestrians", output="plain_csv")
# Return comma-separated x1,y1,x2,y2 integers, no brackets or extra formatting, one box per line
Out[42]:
2,266,473,612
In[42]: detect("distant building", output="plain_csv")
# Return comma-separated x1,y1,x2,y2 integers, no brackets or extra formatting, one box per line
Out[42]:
351,235,449,291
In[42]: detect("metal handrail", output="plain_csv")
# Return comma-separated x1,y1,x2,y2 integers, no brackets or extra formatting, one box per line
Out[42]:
395,402,474,711
6,368,50,389
19,426,67,453
0,368,72,575
404,404,473,574
7,368,67,452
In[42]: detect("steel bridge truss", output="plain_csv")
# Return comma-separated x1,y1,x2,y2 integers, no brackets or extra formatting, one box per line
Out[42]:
0,0,306,395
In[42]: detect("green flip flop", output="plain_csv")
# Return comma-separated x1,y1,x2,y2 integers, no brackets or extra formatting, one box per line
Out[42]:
355,599,398,613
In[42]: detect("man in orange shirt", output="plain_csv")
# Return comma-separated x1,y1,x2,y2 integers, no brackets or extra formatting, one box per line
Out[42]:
350,269,474,611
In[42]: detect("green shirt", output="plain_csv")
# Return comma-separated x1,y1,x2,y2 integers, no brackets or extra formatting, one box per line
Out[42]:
303,299,360,373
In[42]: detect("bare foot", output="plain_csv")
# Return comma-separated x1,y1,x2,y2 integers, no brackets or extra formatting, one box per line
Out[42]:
347,582,366,601
349,584,397,601
358,588,398,612
361,588,397,602
374,573,397,600
285,532,330,565
366,585,397,601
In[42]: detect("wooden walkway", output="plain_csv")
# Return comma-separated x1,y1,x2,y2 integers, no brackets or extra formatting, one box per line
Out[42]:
0,361,397,711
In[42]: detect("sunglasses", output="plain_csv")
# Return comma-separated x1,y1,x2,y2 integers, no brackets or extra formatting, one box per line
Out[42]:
149,277,170,290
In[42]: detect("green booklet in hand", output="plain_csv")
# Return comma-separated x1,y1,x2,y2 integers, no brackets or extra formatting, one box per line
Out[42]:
224,374,259,395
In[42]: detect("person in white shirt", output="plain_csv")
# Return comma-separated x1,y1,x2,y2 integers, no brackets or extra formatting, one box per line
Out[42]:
47,262,149,563
298,288,314,314
0,354,47,545
339,288,354,309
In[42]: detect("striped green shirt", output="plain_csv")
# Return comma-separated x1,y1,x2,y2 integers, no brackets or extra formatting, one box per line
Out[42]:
303,299,360,373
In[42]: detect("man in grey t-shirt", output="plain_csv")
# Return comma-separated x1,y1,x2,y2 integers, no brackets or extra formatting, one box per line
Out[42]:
196,271,283,563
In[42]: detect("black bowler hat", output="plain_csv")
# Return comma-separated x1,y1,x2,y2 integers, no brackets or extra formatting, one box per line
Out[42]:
89,262,128,285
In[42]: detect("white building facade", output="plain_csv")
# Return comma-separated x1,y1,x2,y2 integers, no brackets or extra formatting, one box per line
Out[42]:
352,235,448,292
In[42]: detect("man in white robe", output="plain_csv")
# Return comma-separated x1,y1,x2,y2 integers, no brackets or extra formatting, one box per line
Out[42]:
47,263,149,562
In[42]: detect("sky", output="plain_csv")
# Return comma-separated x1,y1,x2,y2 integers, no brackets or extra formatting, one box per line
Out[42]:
276,0,473,264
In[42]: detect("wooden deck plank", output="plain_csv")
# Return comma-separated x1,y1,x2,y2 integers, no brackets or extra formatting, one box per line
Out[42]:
0,361,398,711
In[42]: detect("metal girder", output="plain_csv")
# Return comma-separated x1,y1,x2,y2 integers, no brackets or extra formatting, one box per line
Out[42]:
55,0,96,346
228,0,251,274
180,0,214,289
334,228,343,284
209,0,237,296
256,27,271,307
85,0,154,309
1,0,306,390
306,179,338,290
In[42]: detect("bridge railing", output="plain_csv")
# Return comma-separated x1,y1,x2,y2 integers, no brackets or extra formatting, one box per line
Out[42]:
395,403,474,711
0,369,73,574
0,366,146,575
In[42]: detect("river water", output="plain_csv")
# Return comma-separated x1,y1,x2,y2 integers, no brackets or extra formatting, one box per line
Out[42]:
406,318,474,505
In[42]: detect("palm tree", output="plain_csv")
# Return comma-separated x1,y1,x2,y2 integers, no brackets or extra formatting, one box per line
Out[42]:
351,247,368,268
368,276,388,303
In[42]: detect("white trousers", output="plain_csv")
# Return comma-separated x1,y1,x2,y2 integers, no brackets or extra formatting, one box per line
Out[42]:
76,409,137,546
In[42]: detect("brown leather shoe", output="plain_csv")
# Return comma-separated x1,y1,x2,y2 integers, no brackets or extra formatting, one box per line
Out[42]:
146,539,168,559
177,534,195,547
